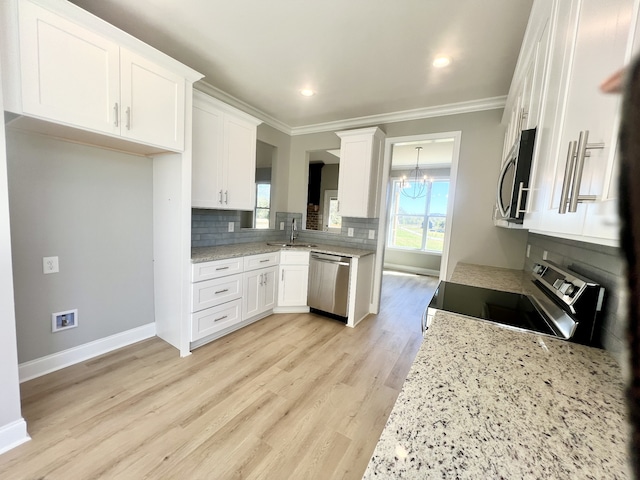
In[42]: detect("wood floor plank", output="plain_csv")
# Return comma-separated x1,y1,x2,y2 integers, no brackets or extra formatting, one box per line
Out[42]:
0,271,438,480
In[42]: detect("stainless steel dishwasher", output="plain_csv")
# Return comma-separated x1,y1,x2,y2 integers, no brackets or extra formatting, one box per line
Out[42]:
307,252,351,320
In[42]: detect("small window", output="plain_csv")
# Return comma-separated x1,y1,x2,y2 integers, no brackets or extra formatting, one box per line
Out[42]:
255,183,271,229
387,179,449,253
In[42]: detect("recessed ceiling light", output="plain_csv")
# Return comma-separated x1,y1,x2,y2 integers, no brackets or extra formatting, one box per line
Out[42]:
300,89,315,97
433,56,452,68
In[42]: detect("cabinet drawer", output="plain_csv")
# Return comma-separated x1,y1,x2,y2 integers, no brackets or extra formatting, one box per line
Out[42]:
191,273,242,312
244,252,279,272
191,298,242,341
280,250,310,265
192,257,243,282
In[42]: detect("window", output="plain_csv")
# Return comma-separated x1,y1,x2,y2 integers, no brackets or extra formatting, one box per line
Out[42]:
387,178,449,253
254,183,271,229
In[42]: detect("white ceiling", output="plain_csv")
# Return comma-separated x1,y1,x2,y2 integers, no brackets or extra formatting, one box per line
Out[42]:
69,0,533,132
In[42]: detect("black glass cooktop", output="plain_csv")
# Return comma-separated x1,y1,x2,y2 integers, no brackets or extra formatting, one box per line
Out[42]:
428,281,557,337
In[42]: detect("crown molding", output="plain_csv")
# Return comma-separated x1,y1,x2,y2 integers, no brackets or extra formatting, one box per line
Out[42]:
289,96,507,136
194,80,292,135
192,82,506,138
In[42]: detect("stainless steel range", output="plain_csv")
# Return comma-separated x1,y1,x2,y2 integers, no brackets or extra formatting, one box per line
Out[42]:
424,260,605,347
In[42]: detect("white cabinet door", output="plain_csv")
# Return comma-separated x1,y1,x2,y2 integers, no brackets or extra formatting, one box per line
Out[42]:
18,0,120,135
120,48,186,151
277,265,309,307
223,115,257,210
262,267,277,311
336,127,385,218
539,0,632,238
192,103,224,208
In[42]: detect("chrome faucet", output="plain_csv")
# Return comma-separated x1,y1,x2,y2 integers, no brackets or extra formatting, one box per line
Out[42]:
290,218,297,243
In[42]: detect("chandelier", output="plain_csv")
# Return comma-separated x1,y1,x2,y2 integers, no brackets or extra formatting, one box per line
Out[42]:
401,146,428,199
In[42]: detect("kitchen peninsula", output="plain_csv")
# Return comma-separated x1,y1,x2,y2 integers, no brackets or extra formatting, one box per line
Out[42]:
364,263,630,479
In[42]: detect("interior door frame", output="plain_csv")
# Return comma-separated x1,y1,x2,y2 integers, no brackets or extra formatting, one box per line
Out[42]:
371,131,462,313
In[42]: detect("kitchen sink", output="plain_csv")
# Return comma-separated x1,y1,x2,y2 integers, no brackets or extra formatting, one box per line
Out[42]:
266,242,317,248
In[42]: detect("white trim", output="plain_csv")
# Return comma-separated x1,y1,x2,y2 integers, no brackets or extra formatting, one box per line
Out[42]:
272,306,311,314
18,323,156,382
192,83,506,137
0,419,30,455
290,97,506,136
383,263,440,278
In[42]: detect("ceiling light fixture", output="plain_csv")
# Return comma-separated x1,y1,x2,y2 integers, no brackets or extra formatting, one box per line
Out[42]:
300,89,315,97
401,147,428,199
433,56,451,68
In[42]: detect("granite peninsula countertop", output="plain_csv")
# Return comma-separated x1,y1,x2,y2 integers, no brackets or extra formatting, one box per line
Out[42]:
191,241,374,263
363,263,630,479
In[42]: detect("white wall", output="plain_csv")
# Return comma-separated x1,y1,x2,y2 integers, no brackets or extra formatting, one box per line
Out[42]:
257,124,291,216
0,59,29,454
6,129,155,363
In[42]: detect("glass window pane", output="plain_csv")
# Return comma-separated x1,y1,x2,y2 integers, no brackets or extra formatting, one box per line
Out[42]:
391,215,423,249
256,184,271,208
398,183,427,215
425,217,446,252
429,181,449,215
328,197,342,229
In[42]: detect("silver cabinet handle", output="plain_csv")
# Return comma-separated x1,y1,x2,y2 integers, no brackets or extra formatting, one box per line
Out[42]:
263,273,267,286
114,103,119,127
214,288,229,294
214,315,228,322
125,107,131,130
281,269,284,282
559,141,577,214
215,266,229,271
568,130,603,213
225,191,229,204
259,259,270,263
219,190,223,204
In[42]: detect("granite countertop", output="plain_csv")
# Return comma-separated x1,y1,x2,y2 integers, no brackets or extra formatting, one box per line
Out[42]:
191,242,374,263
363,263,630,479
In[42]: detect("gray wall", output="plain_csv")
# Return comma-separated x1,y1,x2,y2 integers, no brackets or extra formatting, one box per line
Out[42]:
6,130,155,363
257,124,291,217
525,233,626,362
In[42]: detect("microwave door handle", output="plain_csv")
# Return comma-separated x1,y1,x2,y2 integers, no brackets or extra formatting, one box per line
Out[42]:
496,158,515,217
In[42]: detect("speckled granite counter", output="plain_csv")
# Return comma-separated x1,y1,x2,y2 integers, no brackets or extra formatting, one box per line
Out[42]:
363,263,630,479
192,242,374,263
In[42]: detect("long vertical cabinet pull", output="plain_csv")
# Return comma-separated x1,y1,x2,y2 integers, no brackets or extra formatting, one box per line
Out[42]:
219,190,223,204
568,130,604,212
125,107,131,130
114,103,119,127
225,191,229,205
559,141,577,214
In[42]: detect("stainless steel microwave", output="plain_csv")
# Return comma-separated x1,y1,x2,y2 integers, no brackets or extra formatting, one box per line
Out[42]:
495,128,536,224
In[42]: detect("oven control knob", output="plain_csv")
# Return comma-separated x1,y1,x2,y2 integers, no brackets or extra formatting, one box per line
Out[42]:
558,282,575,296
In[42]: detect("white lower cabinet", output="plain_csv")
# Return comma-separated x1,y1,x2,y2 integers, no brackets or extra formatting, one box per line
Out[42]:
276,250,310,312
243,266,277,319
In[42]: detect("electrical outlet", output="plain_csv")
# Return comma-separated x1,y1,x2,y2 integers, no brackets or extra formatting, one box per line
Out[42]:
43,256,59,274
526,244,531,258
368,230,375,240
543,250,548,260
280,222,285,230
228,222,234,233
348,228,354,237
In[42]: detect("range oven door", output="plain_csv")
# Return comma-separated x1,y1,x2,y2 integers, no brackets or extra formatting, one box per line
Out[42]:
496,127,536,223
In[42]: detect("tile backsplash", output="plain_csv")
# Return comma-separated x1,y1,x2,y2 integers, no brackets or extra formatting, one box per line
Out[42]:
525,233,626,363
191,209,378,250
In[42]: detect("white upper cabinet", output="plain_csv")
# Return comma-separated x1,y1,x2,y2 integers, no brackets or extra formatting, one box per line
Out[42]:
537,0,634,243
335,127,385,218
192,90,261,211
0,0,201,152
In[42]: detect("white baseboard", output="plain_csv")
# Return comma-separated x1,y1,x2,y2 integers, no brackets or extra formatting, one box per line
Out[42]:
0,418,30,455
384,263,440,277
18,323,156,383
272,306,310,314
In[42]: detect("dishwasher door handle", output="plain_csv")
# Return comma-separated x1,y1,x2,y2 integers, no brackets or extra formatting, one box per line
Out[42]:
310,256,350,267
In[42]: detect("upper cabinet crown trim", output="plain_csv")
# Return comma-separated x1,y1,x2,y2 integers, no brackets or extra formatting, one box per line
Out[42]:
193,90,262,127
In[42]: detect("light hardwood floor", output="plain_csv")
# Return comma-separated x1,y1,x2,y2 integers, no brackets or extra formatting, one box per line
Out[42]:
0,270,438,480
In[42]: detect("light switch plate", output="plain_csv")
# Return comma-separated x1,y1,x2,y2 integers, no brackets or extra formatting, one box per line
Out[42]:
43,256,59,274
348,228,354,237
368,230,375,240
228,222,234,232
543,250,548,260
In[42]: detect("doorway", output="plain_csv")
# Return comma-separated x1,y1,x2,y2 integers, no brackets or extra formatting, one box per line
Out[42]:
371,131,462,313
